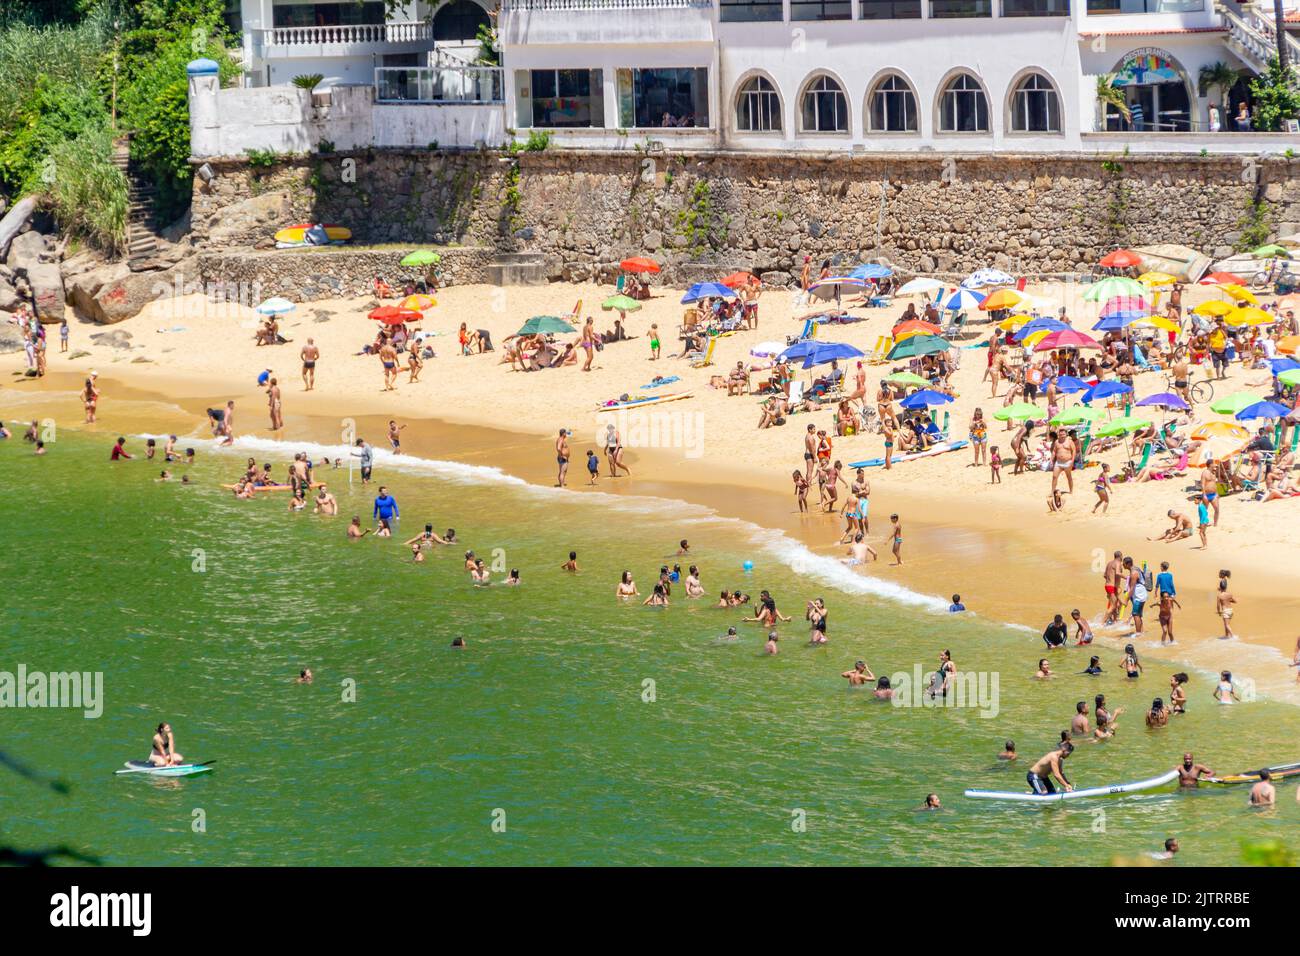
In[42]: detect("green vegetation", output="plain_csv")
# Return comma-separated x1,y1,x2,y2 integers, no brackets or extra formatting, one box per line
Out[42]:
1236,197,1272,253
506,130,552,154
0,0,236,254
676,180,727,255
245,148,282,169
1094,74,1130,125
1248,57,1300,132
292,74,324,90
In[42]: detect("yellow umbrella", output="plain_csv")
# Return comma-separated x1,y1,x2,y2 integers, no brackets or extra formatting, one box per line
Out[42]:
1135,315,1180,333
997,313,1033,331
1192,300,1233,317
1137,271,1177,287
1220,284,1258,304
1225,306,1272,327
980,288,1025,311
1191,421,1250,441
399,293,437,311
1021,329,1052,349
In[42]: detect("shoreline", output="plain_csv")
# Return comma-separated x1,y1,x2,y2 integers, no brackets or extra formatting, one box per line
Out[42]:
7,364,1299,704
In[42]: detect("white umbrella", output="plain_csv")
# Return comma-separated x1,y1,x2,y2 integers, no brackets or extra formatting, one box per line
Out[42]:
750,341,787,358
255,297,296,316
897,277,945,296
962,268,1015,289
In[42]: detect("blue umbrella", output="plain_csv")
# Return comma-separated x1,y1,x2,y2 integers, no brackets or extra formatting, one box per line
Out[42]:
778,341,819,362
850,263,893,280
800,342,864,369
1052,375,1090,394
1014,318,1066,340
942,288,985,311
1235,400,1292,421
1083,381,1133,403
1136,392,1190,410
681,282,737,304
1266,357,1300,375
900,389,954,409
1093,313,1140,332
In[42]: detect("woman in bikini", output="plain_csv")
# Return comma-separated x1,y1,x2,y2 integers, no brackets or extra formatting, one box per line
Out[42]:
969,408,987,466
616,571,639,600
581,317,596,372
82,378,99,423
149,723,184,767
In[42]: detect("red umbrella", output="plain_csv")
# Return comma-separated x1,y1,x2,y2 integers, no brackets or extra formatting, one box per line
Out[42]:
368,306,421,325
1034,328,1101,352
720,271,759,289
1199,272,1243,286
620,257,660,274
1099,249,1142,268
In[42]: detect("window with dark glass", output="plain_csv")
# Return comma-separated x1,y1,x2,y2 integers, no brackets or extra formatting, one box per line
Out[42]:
720,0,784,21
791,0,853,20
631,68,710,128
736,76,782,131
1010,73,1061,131
859,0,923,17
1087,0,1202,11
528,69,604,128
868,74,918,132
930,0,991,16
938,74,989,132
434,0,491,41
273,2,385,27
801,75,849,132
1002,0,1069,13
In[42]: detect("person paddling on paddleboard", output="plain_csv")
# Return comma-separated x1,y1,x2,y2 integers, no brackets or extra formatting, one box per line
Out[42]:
149,723,184,767
1026,741,1073,795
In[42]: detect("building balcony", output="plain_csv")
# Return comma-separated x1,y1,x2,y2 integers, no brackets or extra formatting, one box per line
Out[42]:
252,21,435,60
500,0,716,45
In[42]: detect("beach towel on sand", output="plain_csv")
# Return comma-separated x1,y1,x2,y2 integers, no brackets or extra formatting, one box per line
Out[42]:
641,376,680,389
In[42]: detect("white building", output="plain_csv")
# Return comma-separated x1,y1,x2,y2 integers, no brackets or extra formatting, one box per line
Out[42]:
194,0,1300,156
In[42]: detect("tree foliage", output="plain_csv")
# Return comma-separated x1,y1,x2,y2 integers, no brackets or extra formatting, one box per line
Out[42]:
1248,57,1300,132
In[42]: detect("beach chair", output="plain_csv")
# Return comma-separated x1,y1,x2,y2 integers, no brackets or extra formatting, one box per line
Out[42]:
563,299,582,323
1131,441,1152,473
798,317,820,341
374,278,394,300
867,336,893,365
616,275,625,293
941,311,967,338
786,379,807,413
690,335,717,369
938,410,950,441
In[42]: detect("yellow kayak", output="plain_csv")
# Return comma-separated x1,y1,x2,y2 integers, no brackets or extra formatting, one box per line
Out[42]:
1206,761,1300,785
274,224,352,243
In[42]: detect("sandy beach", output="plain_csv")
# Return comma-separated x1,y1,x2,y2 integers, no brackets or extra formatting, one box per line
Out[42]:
5,277,1300,700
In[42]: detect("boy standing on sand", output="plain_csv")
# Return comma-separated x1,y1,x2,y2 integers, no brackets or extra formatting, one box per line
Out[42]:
889,514,903,566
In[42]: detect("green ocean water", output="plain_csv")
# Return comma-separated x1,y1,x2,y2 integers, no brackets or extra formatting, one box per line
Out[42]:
2,421,1298,866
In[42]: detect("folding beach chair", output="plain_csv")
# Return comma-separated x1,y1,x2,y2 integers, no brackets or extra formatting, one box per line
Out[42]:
690,335,717,369
563,300,582,323
867,336,893,365
786,379,807,413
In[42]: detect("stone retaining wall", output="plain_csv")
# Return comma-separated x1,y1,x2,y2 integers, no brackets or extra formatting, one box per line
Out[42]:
191,149,1300,287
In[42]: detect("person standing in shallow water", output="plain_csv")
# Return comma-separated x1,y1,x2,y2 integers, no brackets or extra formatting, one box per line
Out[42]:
555,428,570,487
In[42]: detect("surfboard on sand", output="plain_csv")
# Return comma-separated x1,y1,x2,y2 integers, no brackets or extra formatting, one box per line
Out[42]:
596,391,694,411
848,439,969,470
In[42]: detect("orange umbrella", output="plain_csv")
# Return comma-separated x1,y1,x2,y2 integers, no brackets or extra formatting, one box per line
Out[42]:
368,306,421,325
1191,422,1250,442
620,257,660,274
1278,335,1300,354
1275,293,1300,312
892,319,943,340
979,288,1024,311
398,294,436,311
720,271,759,289
1199,272,1242,285
1099,249,1143,268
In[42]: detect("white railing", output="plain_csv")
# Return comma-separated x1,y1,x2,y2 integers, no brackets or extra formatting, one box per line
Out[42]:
502,0,712,9
375,66,504,104
264,21,433,48
1218,1,1300,71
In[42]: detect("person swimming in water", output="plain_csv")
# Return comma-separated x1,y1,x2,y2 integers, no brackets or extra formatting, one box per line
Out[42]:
149,723,184,766
841,660,875,685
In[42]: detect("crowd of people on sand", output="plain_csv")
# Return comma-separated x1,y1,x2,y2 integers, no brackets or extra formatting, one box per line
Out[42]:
9,304,69,379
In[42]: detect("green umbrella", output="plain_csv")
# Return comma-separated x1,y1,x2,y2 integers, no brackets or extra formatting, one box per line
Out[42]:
1082,276,1144,302
515,315,576,337
886,334,952,360
1096,415,1152,437
601,295,642,313
1279,369,1300,388
401,249,441,267
883,371,929,387
1050,406,1105,426
1209,391,1263,415
1250,244,1292,259
993,402,1045,421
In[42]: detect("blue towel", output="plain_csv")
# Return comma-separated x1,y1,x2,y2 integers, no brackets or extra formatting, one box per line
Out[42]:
641,376,680,390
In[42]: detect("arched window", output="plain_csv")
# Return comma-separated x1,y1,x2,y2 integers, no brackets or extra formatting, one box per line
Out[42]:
938,73,989,132
736,76,782,132
801,75,848,132
1010,72,1061,132
867,74,917,132
434,0,490,42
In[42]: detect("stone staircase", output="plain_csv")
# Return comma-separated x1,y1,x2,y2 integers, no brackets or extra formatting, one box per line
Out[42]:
111,137,162,271
1218,0,1300,78
486,251,548,286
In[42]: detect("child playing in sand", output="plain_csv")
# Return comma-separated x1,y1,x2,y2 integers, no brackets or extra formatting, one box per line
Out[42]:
792,470,809,512
989,446,1002,484
649,324,661,361
587,450,599,485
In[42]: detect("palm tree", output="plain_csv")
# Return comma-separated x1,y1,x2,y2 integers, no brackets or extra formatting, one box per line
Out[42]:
1096,74,1130,129
1198,61,1241,122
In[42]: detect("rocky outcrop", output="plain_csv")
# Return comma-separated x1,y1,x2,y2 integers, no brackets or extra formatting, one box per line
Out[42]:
4,229,64,320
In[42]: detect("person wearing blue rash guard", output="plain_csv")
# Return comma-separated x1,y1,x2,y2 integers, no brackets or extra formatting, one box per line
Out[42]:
372,486,399,525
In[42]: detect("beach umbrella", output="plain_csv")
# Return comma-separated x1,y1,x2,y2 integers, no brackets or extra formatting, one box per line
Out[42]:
1279,335,1300,355
1099,249,1143,268
993,402,1045,421
1224,306,1273,327
398,294,436,311
1275,293,1300,312
255,297,295,315
941,288,986,311
1035,328,1101,351
1136,392,1190,410
750,341,786,358
808,276,866,300
1053,375,1091,394
1099,294,1151,320
681,282,737,304
1134,315,1180,334
1267,357,1300,375
978,288,1024,311
1020,329,1055,350
850,263,893,280
720,271,759,289
1278,368,1300,387
368,306,421,325
962,268,1014,288
893,319,943,340
897,277,945,296
1137,271,1177,287
779,341,820,362
801,342,864,369
1096,415,1152,437
1235,400,1292,421
620,257,660,274
1209,392,1263,415
601,294,642,313
887,334,952,360
1083,381,1133,403
1192,300,1233,317
997,313,1032,332
515,315,576,336
1192,421,1250,441
1251,244,1292,258
899,389,954,409
1199,272,1243,286
400,249,441,267
1051,406,1105,425
1014,317,1066,340
1082,276,1143,301
1219,284,1258,304
1093,313,1141,332
884,371,930,387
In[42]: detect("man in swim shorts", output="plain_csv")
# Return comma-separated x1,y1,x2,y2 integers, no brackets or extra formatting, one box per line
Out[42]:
555,428,570,487
301,338,319,390
1026,741,1073,795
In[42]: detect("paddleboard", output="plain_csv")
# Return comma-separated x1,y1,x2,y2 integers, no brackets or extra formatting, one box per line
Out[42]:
1206,761,1300,786
596,391,694,411
964,769,1179,803
221,482,325,492
274,225,351,243
115,761,213,778
848,439,969,470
